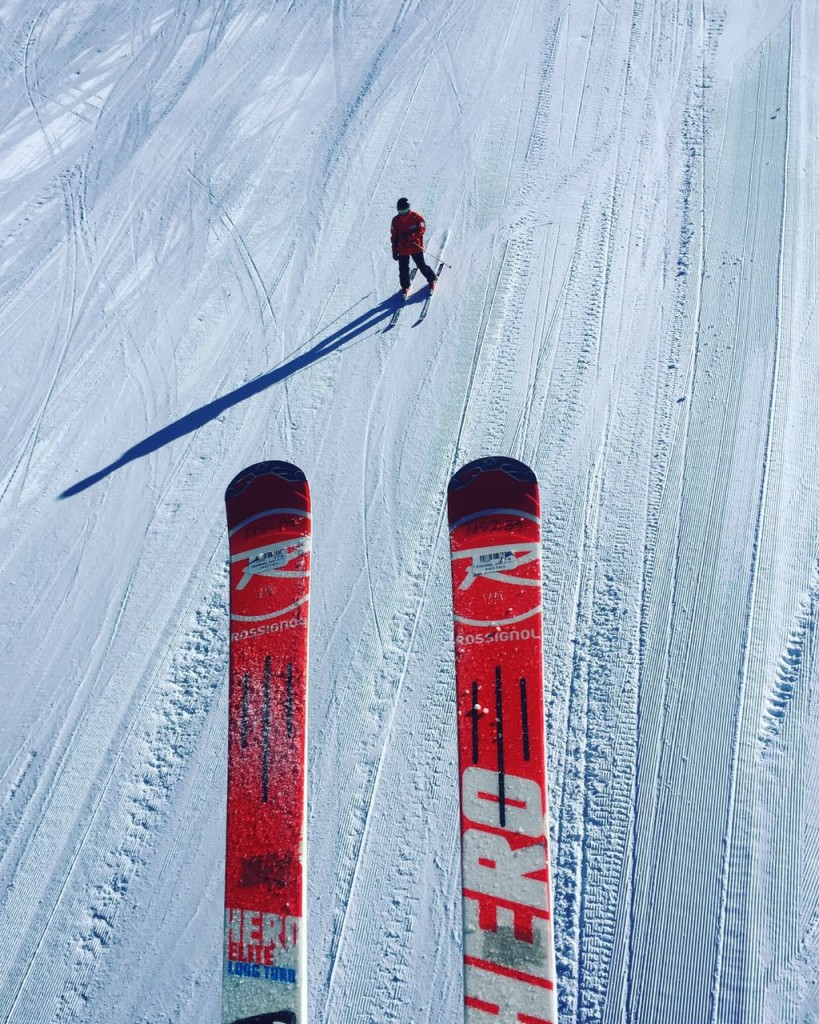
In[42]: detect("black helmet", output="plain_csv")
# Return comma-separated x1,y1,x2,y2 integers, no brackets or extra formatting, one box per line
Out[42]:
396,197,410,213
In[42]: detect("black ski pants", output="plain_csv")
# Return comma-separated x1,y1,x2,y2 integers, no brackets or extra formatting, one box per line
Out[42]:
398,251,436,290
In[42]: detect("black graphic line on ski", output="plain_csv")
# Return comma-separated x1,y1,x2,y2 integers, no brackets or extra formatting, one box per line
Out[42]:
495,664,506,828
519,676,531,762
241,672,250,748
262,654,271,803
286,663,294,741
469,680,480,764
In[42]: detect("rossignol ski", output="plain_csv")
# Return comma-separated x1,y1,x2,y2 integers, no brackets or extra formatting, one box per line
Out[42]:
386,267,418,329
223,462,311,1024
448,457,558,1024
415,265,442,324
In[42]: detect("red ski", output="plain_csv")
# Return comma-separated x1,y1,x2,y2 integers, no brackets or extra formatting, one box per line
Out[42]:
223,462,311,1024
448,457,558,1024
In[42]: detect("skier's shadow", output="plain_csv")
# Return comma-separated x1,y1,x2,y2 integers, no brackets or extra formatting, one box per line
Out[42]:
60,293,402,499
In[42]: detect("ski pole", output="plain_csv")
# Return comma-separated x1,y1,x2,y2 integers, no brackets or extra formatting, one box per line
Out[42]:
418,244,451,269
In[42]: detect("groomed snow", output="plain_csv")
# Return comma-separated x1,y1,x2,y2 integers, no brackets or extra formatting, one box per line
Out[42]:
1,1,817,1022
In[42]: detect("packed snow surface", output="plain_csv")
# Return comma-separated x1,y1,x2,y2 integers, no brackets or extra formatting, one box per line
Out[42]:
1,1,817,1021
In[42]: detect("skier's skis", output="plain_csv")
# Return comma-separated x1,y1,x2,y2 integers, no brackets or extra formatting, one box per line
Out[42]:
386,267,418,329
223,462,311,1024
415,265,443,324
448,457,557,1024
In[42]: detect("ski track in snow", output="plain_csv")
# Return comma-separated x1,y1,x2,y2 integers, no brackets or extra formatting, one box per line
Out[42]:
1,1,817,1022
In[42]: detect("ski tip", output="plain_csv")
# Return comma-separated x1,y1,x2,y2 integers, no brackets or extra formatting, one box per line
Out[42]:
225,461,306,500
448,456,537,494
448,457,540,529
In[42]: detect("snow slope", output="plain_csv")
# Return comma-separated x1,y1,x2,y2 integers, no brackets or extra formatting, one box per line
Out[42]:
1,1,817,1021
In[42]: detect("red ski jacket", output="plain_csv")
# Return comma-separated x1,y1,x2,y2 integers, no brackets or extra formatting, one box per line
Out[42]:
391,210,426,257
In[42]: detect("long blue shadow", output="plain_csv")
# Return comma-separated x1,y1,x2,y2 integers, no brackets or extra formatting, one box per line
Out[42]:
60,293,403,498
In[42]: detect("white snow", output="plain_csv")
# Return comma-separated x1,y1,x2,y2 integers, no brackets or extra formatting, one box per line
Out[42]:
1,1,817,1022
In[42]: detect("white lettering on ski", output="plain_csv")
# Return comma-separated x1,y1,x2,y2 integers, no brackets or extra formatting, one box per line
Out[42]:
225,908,300,965
463,829,547,909
461,767,552,1022
464,959,552,1023
462,765,543,836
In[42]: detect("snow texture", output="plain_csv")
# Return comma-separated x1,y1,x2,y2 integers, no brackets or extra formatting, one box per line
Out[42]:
0,1,817,1022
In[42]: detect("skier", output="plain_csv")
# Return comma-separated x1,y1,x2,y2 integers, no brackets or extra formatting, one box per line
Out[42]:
391,198,438,299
